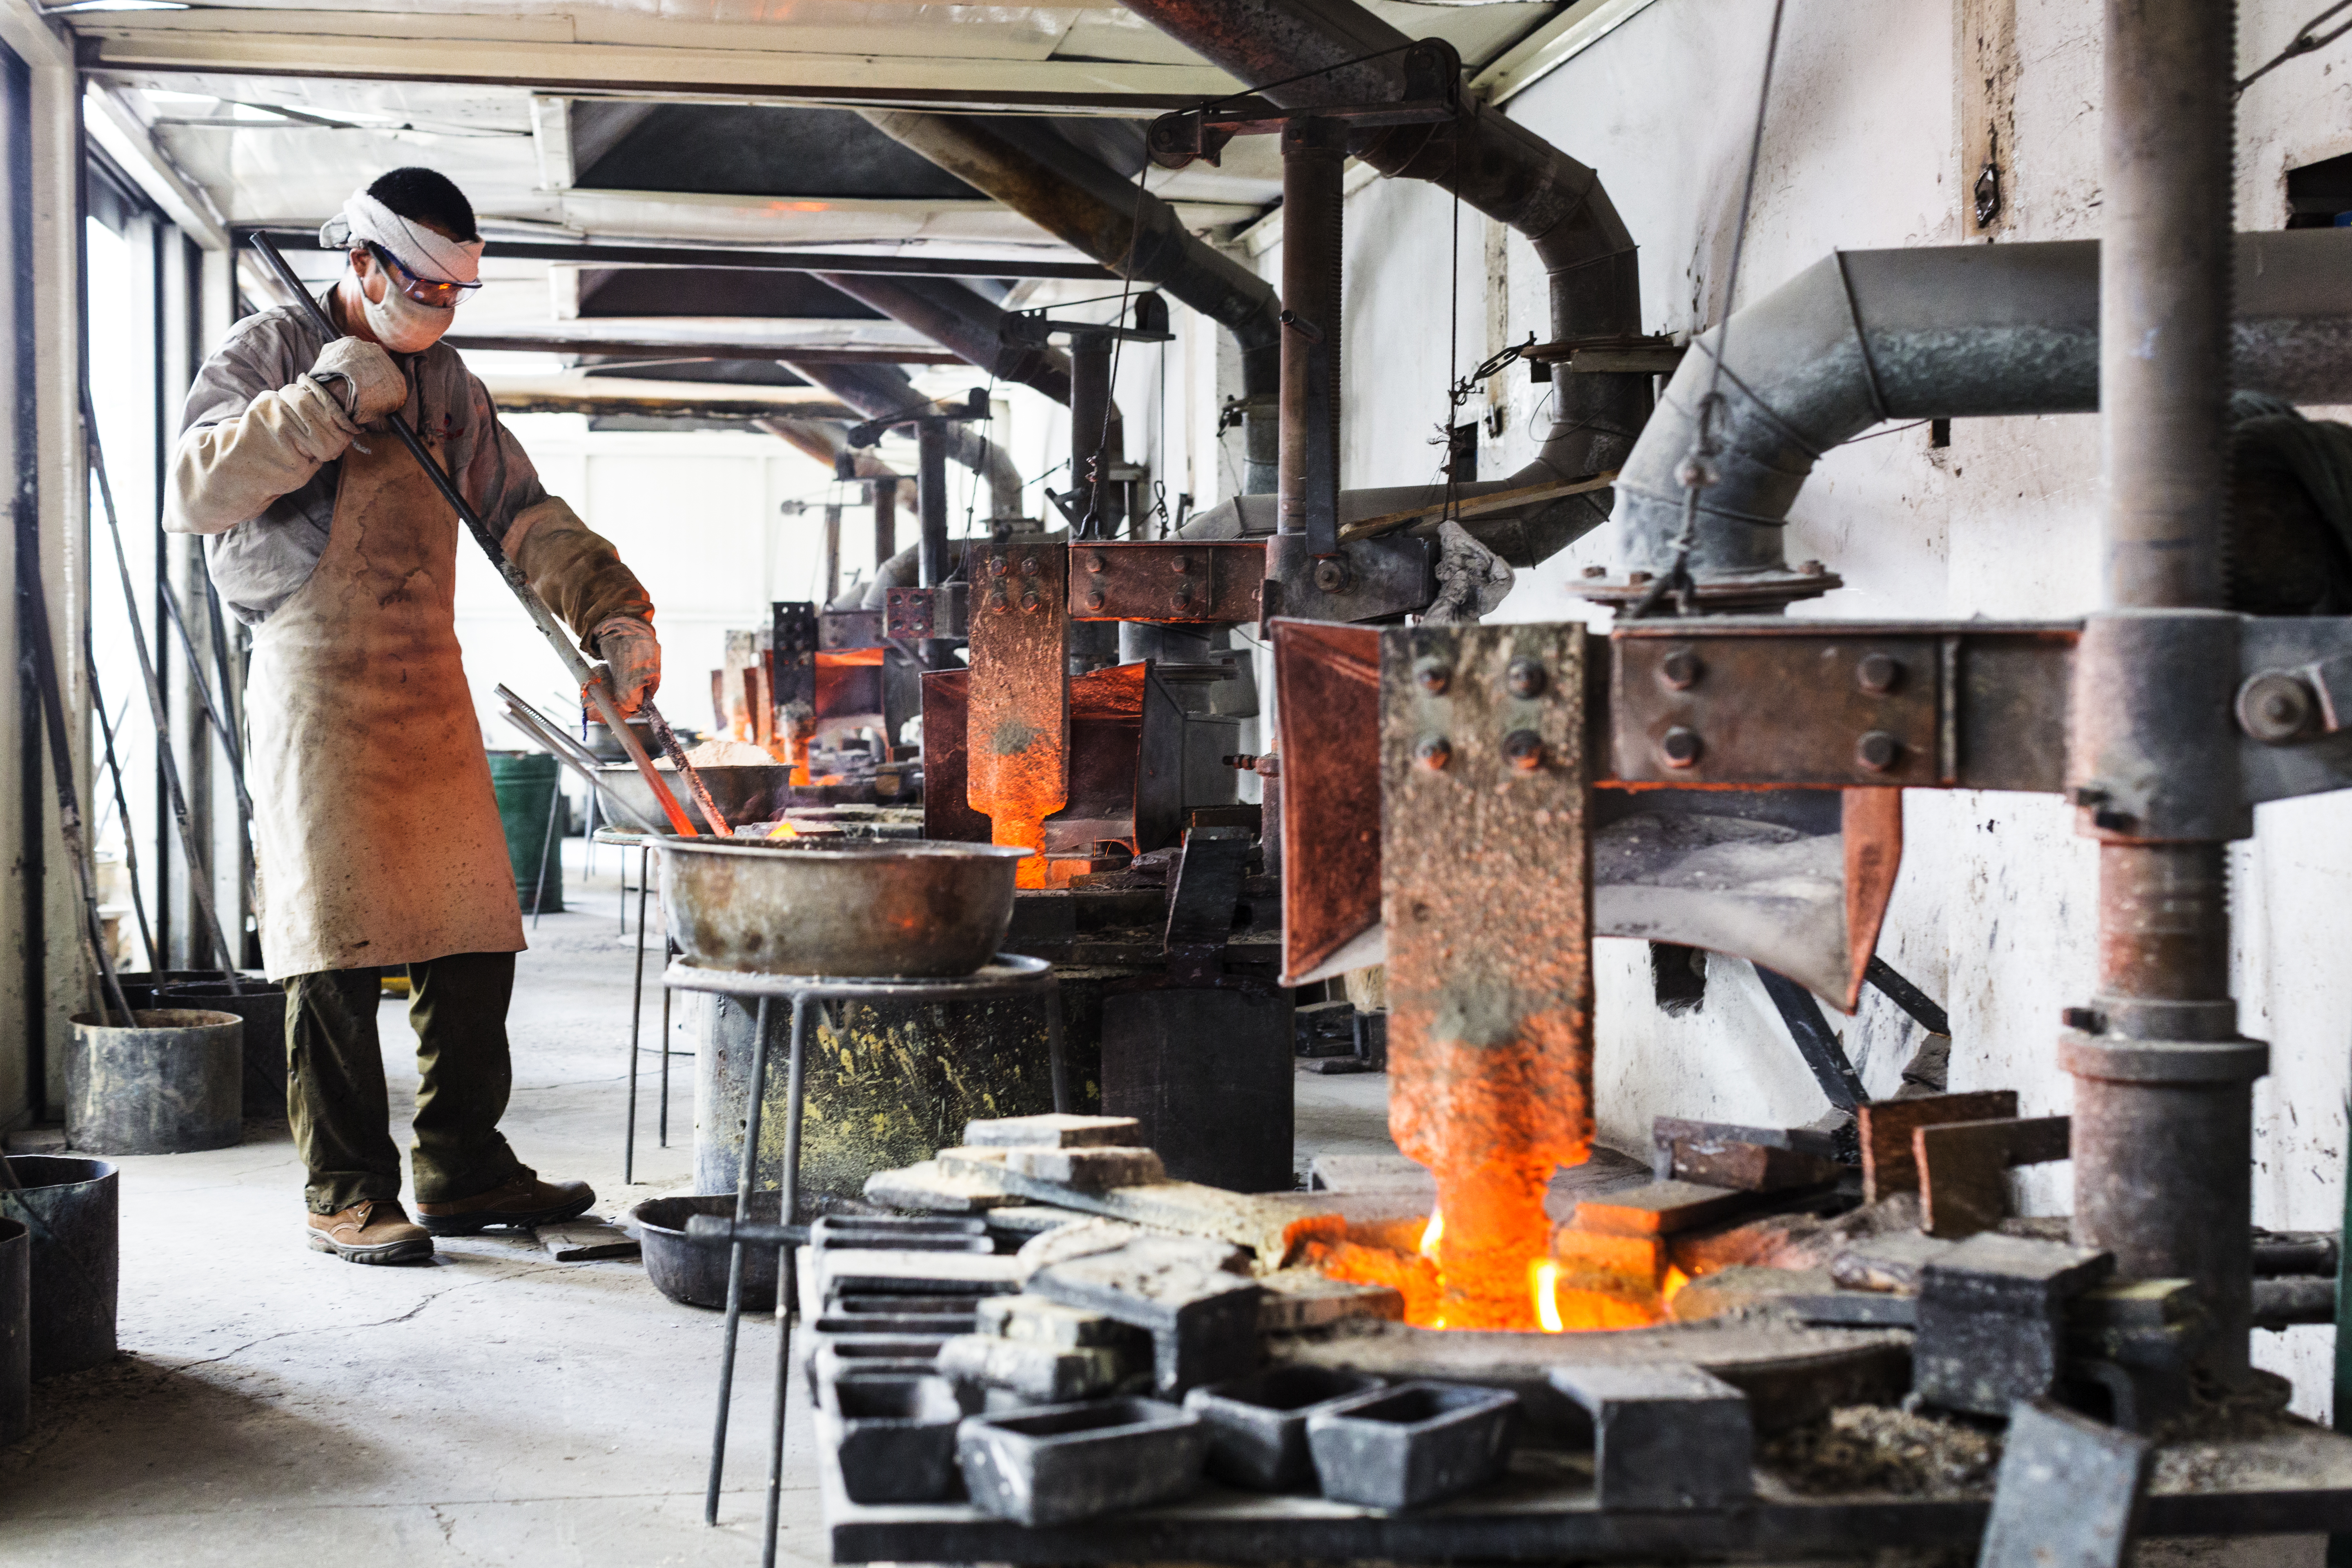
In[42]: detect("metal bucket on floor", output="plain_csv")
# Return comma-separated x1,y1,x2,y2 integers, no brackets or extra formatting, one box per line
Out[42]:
158,980,288,1121
0,1216,28,1440
632,1192,782,1311
0,1156,118,1376
66,1009,244,1154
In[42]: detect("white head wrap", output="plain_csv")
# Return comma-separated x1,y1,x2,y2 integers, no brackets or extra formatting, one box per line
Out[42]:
320,186,485,285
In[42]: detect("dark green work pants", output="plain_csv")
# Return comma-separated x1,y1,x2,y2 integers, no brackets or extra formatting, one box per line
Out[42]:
283,951,526,1214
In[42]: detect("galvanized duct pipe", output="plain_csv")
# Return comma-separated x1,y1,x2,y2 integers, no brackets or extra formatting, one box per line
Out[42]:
1123,0,1648,542
778,359,1025,518
1614,229,2352,583
860,109,1280,494
813,272,1075,405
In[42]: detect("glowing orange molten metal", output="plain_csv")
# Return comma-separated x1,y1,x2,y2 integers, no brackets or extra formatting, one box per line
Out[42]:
765,819,801,840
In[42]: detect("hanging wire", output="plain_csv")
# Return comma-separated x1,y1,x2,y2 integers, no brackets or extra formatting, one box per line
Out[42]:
1081,167,1154,541
1626,0,1788,621
2238,0,2352,95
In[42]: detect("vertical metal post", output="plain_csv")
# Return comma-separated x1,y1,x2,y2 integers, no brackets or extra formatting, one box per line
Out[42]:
2066,0,2257,1384
762,993,809,1568
822,502,842,606
1069,334,1113,535
1280,115,1346,559
624,864,648,1184
916,420,952,669
871,477,897,567
708,994,773,1523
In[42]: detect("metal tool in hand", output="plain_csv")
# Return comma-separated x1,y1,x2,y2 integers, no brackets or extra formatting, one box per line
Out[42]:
246,232,725,838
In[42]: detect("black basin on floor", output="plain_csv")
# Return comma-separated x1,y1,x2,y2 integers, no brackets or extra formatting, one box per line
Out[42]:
632,1192,781,1312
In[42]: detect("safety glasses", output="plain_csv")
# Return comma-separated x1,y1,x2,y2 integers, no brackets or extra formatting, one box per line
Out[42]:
366,242,480,309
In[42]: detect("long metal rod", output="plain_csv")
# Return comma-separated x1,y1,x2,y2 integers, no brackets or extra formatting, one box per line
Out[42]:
88,406,237,974
86,659,155,971
238,227,1113,281
23,483,135,1027
529,776,560,928
1863,955,1950,1038
153,574,251,820
763,993,810,1568
625,862,648,1184
659,944,674,1147
709,994,773,1523
244,233,719,839
1754,964,1869,1116
1279,114,1345,556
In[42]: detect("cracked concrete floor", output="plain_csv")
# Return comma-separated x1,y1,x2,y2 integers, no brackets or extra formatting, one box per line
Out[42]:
2,844,1400,1567
2,845,822,1568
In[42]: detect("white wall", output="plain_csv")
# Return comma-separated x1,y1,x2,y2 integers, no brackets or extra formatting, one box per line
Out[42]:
452,415,860,748
1285,0,2352,1417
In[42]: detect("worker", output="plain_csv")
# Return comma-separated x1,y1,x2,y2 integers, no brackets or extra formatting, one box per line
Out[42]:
165,168,657,1265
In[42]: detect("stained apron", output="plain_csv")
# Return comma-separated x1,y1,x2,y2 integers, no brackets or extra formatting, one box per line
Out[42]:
244,399,524,980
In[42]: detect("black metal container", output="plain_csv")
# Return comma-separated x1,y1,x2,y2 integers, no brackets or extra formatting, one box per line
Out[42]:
0,1216,29,1441
632,1192,782,1311
158,979,288,1120
66,1009,243,1154
0,1156,119,1376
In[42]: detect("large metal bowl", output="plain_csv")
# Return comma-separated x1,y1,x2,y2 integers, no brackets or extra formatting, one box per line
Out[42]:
657,837,1030,977
595,764,796,832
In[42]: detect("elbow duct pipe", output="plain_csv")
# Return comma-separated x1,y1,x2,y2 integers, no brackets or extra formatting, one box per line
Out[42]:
1122,0,1648,551
1613,229,2352,585
779,359,1025,518
860,108,1279,494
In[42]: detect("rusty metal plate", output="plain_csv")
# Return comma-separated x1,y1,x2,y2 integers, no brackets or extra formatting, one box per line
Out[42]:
1611,629,1942,786
1382,622,1592,1330
820,608,881,650
884,584,969,641
1067,540,1265,624
1270,619,1381,986
967,541,1069,888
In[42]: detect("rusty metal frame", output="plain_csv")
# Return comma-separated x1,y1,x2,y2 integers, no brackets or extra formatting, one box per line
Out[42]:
1382,621,1592,1329
1270,619,1382,985
966,539,1070,887
1069,540,1266,625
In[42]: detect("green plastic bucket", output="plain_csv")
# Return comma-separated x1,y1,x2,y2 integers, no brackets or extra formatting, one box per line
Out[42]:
488,751,564,914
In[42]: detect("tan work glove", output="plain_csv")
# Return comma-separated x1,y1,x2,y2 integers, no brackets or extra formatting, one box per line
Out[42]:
310,336,408,422
166,377,360,534
591,616,661,716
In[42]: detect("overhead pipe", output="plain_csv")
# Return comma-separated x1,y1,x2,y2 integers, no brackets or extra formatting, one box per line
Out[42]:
778,359,1023,518
1609,229,2352,587
814,272,1074,404
1125,0,1648,558
860,109,1280,495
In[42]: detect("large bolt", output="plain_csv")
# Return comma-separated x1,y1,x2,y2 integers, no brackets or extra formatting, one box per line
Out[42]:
1505,659,1547,698
1855,730,1902,772
2236,670,2317,743
1085,552,1106,574
1171,553,1190,574
1313,558,1352,594
1414,663,1450,695
1658,648,1702,690
1173,584,1193,608
1082,588,1106,612
1856,652,1902,695
1021,591,1041,612
1019,555,1040,577
1659,727,1703,768
1414,735,1453,771
988,589,1009,614
1502,729,1545,771
988,555,1009,577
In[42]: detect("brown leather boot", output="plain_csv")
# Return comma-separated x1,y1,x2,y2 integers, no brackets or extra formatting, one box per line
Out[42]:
307,1198,434,1264
416,1172,595,1235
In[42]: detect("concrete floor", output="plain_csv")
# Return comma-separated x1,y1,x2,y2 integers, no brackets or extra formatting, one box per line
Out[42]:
0,843,1397,1567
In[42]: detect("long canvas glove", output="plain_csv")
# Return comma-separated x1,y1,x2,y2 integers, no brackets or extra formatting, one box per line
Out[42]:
500,495,655,644
167,376,361,536
592,617,661,716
